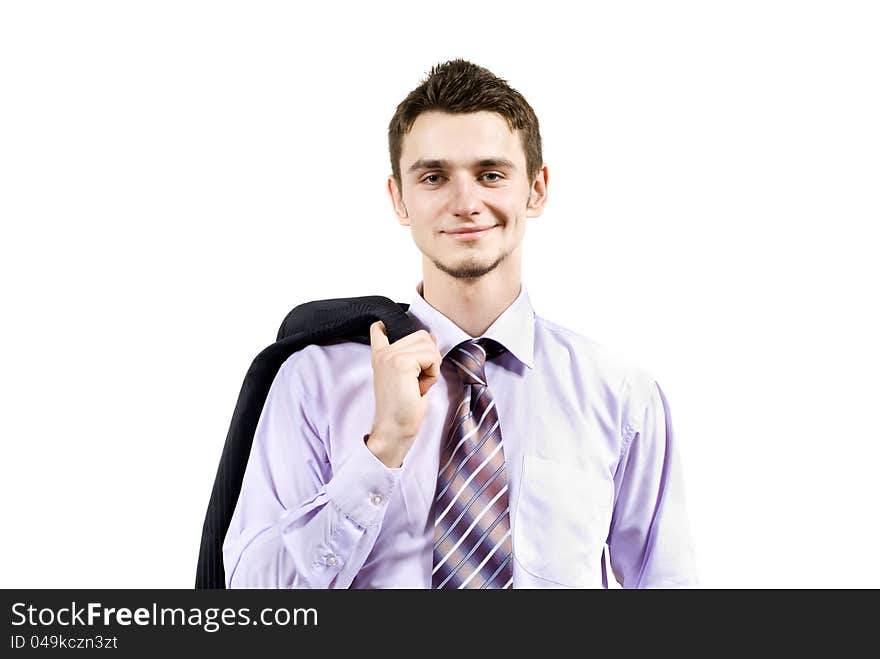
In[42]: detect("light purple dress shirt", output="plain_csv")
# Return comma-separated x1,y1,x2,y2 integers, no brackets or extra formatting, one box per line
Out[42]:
223,281,698,588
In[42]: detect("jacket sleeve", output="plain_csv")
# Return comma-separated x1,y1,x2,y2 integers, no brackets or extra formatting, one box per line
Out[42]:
606,375,699,588
222,349,401,588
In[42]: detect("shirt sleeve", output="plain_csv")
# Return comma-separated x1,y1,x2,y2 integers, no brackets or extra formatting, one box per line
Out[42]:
222,348,402,588
606,376,699,588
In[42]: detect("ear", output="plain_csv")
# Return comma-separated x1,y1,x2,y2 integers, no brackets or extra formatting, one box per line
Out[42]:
526,164,549,218
387,175,410,225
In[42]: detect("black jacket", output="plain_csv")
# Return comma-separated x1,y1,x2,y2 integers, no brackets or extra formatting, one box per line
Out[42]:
195,296,416,589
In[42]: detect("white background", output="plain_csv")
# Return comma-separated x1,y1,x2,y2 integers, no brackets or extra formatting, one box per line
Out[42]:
1,1,878,588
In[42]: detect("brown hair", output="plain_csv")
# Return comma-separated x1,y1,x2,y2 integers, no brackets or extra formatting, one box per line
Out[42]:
388,59,543,190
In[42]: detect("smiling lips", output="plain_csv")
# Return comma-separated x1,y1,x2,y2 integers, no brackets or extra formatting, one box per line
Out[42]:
443,225,498,241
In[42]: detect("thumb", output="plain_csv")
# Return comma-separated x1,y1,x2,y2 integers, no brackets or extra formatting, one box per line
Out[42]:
369,320,389,350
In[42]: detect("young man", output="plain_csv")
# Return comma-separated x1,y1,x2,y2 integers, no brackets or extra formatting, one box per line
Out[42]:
223,59,698,588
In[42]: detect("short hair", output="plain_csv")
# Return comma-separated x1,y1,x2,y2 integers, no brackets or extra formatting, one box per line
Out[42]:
388,58,543,190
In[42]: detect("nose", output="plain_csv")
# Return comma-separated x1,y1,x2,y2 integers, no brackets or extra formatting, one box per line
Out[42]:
448,176,482,217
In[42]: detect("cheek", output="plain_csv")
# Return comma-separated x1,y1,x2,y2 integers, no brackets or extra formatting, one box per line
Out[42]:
489,190,527,212
496,203,524,226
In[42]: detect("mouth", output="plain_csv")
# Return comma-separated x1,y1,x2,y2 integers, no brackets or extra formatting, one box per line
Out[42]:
442,225,498,241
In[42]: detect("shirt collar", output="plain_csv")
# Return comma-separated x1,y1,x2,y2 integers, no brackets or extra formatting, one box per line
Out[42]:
405,280,535,370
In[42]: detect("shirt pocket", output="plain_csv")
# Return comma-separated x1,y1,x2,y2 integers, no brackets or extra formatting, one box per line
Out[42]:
513,454,612,587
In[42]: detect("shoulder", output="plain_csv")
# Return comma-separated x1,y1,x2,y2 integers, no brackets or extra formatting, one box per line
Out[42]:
274,339,371,402
534,315,661,437
277,338,368,371
535,315,654,390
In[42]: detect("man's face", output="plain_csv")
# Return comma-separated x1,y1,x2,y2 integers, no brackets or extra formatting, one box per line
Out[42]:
389,110,546,281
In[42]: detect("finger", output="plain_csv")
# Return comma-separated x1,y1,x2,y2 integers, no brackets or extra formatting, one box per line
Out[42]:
418,371,439,397
383,328,437,350
416,346,442,377
418,352,442,396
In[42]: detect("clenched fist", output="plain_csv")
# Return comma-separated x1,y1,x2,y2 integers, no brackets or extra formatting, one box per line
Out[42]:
366,321,443,468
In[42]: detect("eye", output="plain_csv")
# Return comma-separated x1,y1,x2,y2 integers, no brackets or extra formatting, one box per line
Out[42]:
482,172,503,182
421,174,444,185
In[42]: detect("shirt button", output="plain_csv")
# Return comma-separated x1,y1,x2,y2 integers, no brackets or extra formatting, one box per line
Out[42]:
325,555,338,567
370,493,384,505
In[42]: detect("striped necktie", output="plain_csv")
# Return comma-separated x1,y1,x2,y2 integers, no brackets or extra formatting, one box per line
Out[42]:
432,337,513,589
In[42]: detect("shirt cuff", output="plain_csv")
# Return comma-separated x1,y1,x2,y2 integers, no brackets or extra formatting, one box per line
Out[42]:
324,434,402,529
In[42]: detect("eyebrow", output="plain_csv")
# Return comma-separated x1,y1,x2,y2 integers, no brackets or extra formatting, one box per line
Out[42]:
407,157,517,174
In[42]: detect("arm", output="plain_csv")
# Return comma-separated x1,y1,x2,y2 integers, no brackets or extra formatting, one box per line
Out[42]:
222,350,401,588
606,377,699,588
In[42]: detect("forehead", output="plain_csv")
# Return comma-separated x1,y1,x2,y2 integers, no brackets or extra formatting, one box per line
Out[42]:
401,110,524,167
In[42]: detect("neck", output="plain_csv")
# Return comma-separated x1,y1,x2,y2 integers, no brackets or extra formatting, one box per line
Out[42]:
420,256,522,338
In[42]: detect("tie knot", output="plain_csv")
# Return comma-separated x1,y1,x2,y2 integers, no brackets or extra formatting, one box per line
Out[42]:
447,338,505,385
